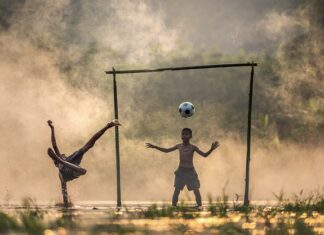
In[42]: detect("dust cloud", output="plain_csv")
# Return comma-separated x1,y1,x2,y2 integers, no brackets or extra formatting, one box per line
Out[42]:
0,0,323,204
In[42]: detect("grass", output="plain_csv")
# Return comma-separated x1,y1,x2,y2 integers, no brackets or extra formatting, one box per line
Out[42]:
90,224,139,234
48,212,78,230
0,197,45,234
171,223,190,234
215,222,250,235
294,218,317,235
264,217,317,235
284,192,324,214
18,198,45,235
273,189,324,214
207,185,230,217
207,193,229,217
141,201,201,219
142,204,176,218
0,211,20,233
207,187,252,216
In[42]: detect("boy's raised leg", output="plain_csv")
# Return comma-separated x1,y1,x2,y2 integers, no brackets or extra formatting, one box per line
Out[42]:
193,189,202,207
172,188,181,206
81,119,121,153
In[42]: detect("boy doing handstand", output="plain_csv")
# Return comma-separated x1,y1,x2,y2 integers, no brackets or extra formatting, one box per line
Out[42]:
47,119,120,207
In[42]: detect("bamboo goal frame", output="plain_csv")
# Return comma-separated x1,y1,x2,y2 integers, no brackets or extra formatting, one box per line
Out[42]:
106,62,257,207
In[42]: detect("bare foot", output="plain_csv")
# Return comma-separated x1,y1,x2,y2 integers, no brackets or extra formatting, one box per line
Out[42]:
111,119,121,126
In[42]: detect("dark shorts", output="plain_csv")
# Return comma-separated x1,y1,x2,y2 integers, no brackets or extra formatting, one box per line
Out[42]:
174,167,200,191
60,149,84,182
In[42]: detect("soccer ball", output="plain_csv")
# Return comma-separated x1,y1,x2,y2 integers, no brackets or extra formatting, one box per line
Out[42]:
179,102,195,118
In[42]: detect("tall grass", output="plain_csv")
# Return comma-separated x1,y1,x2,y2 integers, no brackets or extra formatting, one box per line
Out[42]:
18,198,45,235
0,211,20,233
273,189,324,214
142,202,200,219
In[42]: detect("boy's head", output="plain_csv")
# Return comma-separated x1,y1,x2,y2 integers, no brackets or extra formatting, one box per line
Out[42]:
181,128,192,142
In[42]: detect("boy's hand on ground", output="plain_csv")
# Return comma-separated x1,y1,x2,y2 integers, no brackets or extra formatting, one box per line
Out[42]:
211,141,219,150
47,120,53,128
145,143,155,148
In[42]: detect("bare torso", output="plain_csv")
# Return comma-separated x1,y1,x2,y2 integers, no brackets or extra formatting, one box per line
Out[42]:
177,143,195,168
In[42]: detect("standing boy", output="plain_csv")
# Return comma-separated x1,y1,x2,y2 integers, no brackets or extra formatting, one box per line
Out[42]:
146,128,219,207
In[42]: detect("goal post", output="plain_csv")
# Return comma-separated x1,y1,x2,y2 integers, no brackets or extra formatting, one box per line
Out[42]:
106,62,257,207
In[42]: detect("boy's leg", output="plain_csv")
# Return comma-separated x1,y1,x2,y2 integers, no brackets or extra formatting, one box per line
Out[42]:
47,147,60,166
48,148,87,175
172,188,181,206
81,119,120,153
193,189,202,207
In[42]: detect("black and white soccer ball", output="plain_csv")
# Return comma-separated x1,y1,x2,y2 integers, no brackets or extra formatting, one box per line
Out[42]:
179,102,195,118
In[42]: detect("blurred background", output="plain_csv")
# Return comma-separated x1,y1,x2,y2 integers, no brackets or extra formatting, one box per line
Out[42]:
0,0,323,203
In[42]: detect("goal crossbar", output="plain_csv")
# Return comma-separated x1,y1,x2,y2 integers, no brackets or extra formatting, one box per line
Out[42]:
106,62,257,74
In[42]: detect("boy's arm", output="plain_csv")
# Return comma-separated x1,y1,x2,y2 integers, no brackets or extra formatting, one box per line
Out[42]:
145,143,178,153
47,120,61,156
194,141,219,157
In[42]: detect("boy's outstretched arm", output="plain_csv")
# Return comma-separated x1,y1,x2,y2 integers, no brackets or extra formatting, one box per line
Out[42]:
47,120,61,156
194,141,220,157
145,143,178,153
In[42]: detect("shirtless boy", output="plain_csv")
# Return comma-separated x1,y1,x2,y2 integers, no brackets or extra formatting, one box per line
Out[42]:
47,119,120,207
146,128,219,207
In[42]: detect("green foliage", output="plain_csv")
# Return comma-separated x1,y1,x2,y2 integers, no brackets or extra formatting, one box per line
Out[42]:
208,193,229,217
90,224,138,234
283,192,324,214
171,223,190,234
116,42,324,145
273,189,324,214
18,198,45,235
265,217,317,235
0,211,20,233
216,222,250,235
142,204,176,218
141,202,201,219
265,218,291,235
294,219,317,235
49,212,77,230
46,19,323,146
208,186,236,217
273,189,287,205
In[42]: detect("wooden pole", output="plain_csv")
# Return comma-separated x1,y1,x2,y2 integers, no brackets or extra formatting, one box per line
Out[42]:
106,62,257,74
244,63,255,206
112,67,122,207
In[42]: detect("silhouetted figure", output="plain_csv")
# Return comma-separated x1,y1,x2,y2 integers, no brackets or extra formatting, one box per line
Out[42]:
47,119,120,207
146,128,219,208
